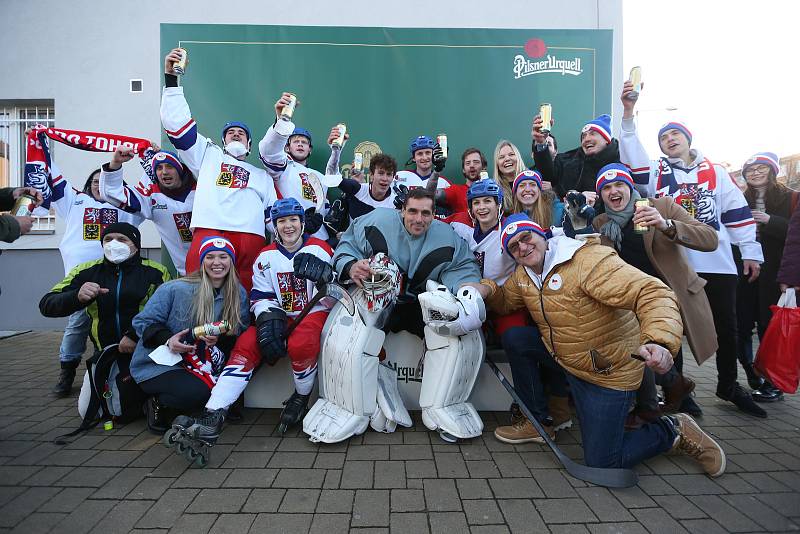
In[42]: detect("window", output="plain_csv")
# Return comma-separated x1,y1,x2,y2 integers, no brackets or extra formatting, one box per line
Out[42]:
0,101,57,233
0,101,55,189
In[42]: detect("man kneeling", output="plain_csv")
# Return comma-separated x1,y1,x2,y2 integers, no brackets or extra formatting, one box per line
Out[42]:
479,214,725,477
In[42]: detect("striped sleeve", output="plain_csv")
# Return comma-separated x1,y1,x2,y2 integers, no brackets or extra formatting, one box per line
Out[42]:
619,118,656,194
715,165,763,262
258,122,293,178
160,87,208,176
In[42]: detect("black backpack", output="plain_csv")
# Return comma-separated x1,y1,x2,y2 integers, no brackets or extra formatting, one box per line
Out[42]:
55,344,146,444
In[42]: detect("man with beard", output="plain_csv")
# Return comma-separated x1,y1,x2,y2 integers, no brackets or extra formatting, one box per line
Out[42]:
160,48,277,291
435,148,488,214
100,146,195,275
532,113,620,208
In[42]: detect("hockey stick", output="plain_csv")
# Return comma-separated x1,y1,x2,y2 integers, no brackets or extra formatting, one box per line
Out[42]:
484,353,639,488
284,281,355,339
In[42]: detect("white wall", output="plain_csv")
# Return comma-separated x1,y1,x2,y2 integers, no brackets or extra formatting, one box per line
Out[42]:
1,0,623,254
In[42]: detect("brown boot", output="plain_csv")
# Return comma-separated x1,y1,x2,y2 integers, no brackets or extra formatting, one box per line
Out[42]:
670,413,726,478
662,375,695,413
494,418,555,444
547,396,573,431
509,403,524,425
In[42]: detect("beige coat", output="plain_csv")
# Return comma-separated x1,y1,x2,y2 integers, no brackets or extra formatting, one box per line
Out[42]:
484,236,683,391
593,196,719,364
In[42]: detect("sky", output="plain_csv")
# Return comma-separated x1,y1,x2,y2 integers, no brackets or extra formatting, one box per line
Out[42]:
623,0,800,170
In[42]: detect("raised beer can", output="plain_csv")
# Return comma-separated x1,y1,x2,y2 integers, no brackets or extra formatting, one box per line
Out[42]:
479,170,489,180
173,48,188,75
539,103,552,134
281,93,298,121
11,194,36,216
332,123,347,147
353,152,364,172
436,134,448,159
628,66,642,100
634,198,650,233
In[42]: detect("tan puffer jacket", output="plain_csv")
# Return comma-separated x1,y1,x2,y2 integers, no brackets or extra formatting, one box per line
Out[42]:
483,235,682,391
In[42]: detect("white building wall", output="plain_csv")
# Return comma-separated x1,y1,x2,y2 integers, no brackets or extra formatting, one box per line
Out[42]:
0,0,622,329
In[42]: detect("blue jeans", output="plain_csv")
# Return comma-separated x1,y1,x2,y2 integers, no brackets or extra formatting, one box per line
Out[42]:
501,326,567,421
59,309,91,363
566,373,677,468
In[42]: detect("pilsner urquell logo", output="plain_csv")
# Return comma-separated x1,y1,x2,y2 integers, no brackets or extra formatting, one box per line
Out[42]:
513,38,583,79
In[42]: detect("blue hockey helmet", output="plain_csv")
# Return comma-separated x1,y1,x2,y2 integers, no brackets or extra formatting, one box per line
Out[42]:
289,127,313,146
409,135,435,156
221,121,251,143
270,198,305,226
467,178,504,207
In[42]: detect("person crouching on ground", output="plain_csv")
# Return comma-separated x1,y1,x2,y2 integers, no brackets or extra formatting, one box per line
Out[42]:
476,214,725,476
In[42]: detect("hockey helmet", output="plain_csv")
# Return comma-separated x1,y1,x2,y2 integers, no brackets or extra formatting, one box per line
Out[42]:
289,127,313,146
221,121,251,143
467,178,504,206
270,198,305,226
409,135,436,156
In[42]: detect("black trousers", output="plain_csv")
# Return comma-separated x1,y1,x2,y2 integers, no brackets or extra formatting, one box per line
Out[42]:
699,273,739,393
139,369,211,411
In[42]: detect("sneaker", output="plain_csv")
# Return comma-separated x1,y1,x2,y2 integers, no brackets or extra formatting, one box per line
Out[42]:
662,375,696,413
494,418,555,444
670,413,726,478
717,383,767,418
547,396,573,431
752,382,784,403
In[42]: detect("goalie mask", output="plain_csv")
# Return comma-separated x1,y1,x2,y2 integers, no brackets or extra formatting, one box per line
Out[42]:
356,252,402,313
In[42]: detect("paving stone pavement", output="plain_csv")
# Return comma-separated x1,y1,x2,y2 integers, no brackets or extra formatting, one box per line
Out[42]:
1,332,798,533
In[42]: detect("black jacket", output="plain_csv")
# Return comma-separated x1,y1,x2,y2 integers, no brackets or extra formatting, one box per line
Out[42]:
534,139,621,199
40,254,170,352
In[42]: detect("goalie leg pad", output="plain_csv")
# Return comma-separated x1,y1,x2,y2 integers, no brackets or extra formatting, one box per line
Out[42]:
418,326,485,439
370,363,412,433
303,302,385,443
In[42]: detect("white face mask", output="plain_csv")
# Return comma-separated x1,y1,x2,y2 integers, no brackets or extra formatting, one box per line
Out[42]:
103,239,133,264
224,140,248,158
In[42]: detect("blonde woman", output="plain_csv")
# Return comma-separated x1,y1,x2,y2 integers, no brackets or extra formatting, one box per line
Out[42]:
492,140,527,213
511,170,564,228
131,236,249,436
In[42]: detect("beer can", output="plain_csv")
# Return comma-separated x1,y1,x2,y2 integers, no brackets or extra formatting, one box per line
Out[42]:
11,194,36,216
628,66,642,100
479,171,489,180
187,320,231,343
353,152,364,172
281,93,298,121
173,48,188,75
332,123,347,147
103,420,114,431
436,134,448,159
539,103,552,134
634,198,651,233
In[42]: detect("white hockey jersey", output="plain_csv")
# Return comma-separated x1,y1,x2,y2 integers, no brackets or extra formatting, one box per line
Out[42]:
43,162,144,274
619,118,763,275
161,86,277,237
258,121,331,241
99,167,194,275
394,170,450,190
250,236,335,318
448,212,515,284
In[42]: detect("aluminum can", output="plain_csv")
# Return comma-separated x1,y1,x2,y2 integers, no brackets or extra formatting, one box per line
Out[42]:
281,93,298,121
353,152,364,172
479,170,489,180
436,134,448,159
628,66,642,100
184,320,231,343
539,103,553,134
634,198,651,233
332,123,347,147
11,194,36,216
173,48,188,75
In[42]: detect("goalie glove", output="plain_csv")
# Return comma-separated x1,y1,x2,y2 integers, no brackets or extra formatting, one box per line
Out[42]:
420,283,486,337
256,309,288,365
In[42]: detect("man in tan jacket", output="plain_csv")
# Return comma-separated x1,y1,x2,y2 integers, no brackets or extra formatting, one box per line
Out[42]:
478,214,725,477
593,163,719,418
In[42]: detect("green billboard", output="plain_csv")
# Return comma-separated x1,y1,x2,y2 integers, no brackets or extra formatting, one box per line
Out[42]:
160,24,612,182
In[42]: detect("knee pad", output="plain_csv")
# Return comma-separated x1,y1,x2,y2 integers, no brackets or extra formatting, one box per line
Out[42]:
418,325,485,439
